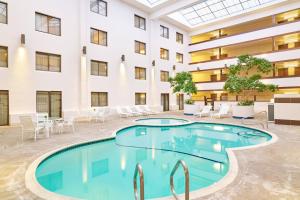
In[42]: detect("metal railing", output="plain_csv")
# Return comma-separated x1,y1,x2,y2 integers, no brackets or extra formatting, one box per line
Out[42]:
170,160,190,200
133,163,144,200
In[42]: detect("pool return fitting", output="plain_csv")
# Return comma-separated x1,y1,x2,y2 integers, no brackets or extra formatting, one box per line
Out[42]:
133,160,190,200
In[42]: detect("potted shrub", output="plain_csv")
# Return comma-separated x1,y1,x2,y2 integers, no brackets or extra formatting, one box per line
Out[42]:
169,72,198,115
224,55,277,118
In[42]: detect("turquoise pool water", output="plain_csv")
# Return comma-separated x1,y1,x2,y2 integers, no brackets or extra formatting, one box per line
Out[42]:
36,122,271,200
135,118,189,125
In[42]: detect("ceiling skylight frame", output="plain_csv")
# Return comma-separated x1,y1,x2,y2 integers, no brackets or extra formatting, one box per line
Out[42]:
136,0,169,8
175,0,286,27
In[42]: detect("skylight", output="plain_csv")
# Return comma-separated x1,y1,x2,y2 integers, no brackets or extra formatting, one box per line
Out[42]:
136,0,169,8
169,0,286,27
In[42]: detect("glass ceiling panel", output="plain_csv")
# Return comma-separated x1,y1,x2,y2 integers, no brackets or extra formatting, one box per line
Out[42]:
177,0,285,26
136,0,169,7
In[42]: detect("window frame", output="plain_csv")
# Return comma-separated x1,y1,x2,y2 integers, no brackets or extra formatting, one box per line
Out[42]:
90,0,107,17
160,70,169,82
134,14,146,30
160,48,169,60
0,46,8,68
135,93,146,105
176,52,183,64
176,32,183,44
35,51,61,72
135,67,146,80
90,27,108,46
35,12,61,36
91,92,108,107
160,25,169,39
0,1,7,24
36,91,62,117
91,60,108,76
135,40,146,55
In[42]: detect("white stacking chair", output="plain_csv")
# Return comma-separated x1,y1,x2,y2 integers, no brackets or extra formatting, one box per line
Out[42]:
19,116,44,141
36,112,53,133
194,105,212,118
211,104,230,118
96,107,110,122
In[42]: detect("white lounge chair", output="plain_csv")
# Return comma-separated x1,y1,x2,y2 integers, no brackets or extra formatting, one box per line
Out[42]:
194,105,212,118
135,106,150,115
141,105,159,115
19,116,44,141
210,104,230,118
36,112,53,133
116,107,131,118
125,106,141,116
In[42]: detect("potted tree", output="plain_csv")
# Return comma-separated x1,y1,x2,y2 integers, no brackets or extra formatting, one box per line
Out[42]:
224,55,277,118
169,72,198,115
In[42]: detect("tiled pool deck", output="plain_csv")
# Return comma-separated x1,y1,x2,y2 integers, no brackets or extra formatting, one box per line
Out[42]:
0,112,299,200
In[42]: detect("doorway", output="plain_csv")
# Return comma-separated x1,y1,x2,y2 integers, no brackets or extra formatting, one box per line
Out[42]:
177,94,184,110
161,93,169,112
0,90,9,126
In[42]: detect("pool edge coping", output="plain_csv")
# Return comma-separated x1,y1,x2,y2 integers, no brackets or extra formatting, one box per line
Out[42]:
25,120,278,200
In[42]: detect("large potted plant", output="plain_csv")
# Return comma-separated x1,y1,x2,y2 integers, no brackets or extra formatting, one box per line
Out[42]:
224,55,277,118
169,72,198,115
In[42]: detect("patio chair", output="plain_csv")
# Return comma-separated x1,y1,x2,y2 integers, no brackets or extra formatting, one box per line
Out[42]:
131,106,147,116
135,106,150,115
116,107,131,118
96,107,110,122
210,104,230,118
142,105,159,114
19,116,44,141
194,105,212,118
125,106,141,116
36,112,53,132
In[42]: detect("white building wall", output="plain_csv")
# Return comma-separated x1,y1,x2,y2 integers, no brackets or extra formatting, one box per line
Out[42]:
0,0,189,123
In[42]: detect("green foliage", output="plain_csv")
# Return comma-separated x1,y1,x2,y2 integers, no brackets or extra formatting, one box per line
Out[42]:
224,55,277,105
238,100,254,106
169,72,197,95
184,99,194,105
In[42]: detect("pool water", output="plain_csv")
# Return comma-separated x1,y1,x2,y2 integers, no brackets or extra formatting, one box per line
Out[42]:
36,123,271,200
135,118,189,125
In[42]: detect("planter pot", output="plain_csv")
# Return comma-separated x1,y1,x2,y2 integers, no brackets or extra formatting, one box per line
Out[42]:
232,105,255,119
184,104,199,115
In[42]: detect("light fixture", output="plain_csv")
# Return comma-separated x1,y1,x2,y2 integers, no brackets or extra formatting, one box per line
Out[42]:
197,67,200,71
21,34,25,45
173,65,176,71
121,54,125,62
82,46,87,55
224,64,228,68
152,60,155,66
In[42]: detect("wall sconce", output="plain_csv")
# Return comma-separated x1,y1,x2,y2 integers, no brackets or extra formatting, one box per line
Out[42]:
224,64,228,68
197,67,200,71
173,65,176,71
82,46,87,55
152,60,155,67
121,54,125,62
21,34,25,45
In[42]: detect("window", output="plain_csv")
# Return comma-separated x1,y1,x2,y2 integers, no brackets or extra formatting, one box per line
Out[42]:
0,46,8,68
135,67,146,80
176,32,183,44
160,48,169,60
36,91,62,117
36,52,61,72
91,92,108,107
134,15,146,30
91,28,107,46
135,41,146,55
90,0,107,16
35,13,61,36
160,25,169,39
160,71,169,82
176,53,183,63
0,2,7,24
135,93,146,105
0,90,9,126
91,60,108,76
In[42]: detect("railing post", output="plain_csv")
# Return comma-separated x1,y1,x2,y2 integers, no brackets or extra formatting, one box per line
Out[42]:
170,160,190,200
133,163,144,200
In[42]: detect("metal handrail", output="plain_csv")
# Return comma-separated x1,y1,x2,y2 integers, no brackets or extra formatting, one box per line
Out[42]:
170,160,189,200
133,163,144,200
241,111,268,129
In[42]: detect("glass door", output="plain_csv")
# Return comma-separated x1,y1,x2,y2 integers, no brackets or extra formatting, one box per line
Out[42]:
161,93,169,112
177,94,184,110
0,91,9,126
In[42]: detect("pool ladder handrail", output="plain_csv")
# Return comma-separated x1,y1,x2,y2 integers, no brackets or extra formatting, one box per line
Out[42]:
170,160,190,200
133,163,144,200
